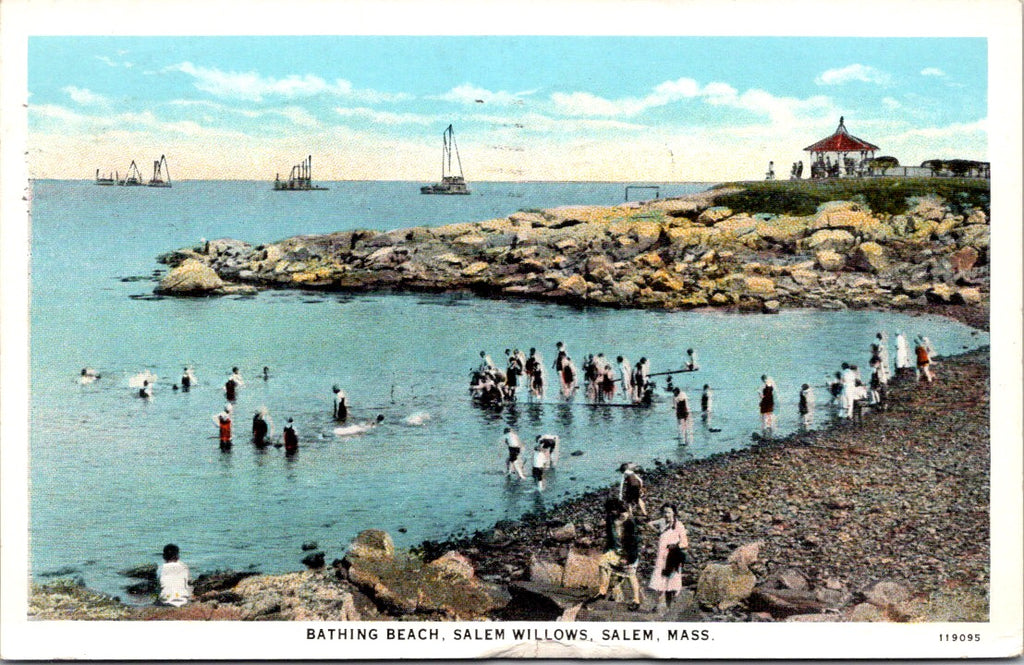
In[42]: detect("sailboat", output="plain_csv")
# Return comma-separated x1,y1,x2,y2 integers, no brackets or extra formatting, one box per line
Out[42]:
421,124,470,195
147,154,172,188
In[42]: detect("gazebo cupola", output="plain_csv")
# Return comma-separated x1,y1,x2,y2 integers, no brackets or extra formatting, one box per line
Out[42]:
804,116,879,178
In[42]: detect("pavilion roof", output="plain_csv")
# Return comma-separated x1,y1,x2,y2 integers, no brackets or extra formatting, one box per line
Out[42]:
804,117,879,153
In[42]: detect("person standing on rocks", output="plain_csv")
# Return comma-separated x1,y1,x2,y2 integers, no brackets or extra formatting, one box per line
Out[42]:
157,543,192,607
597,498,642,611
759,375,776,437
213,403,233,449
799,383,814,430
875,333,891,384
504,426,526,479
895,333,911,374
914,337,934,383
647,503,689,613
673,388,693,444
618,463,647,516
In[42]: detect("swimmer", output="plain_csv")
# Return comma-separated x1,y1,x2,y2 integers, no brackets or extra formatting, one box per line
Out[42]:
262,366,271,381
129,370,158,389
405,412,431,426
333,414,384,437
138,380,153,399
673,388,693,444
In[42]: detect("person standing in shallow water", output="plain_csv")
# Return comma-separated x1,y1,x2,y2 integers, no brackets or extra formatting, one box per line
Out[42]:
503,426,526,479
759,375,776,437
252,407,274,447
213,404,233,449
157,543,192,607
799,383,814,430
700,384,713,424
332,386,348,421
225,367,244,401
673,388,693,444
647,503,689,613
283,418,299,454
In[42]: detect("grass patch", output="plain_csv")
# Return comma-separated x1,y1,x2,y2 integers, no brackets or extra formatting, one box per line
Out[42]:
712,178,989,217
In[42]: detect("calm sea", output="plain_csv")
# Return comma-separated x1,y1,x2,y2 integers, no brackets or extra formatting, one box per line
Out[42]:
27,180,988,599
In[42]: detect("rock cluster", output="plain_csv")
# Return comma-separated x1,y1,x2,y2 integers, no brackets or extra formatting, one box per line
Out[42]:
154,189,989,315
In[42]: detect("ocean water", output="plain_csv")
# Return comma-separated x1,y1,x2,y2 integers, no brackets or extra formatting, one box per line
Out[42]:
27,180,988,599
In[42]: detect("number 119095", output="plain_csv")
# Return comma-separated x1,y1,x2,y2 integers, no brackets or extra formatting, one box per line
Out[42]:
939,633,981,642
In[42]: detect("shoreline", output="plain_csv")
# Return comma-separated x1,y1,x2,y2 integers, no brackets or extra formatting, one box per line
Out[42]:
31,330,990,622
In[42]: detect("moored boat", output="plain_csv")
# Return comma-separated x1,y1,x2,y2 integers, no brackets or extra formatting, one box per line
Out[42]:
421,124,470,195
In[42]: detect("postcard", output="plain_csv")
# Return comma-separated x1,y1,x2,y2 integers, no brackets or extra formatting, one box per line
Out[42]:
1,0,1021,659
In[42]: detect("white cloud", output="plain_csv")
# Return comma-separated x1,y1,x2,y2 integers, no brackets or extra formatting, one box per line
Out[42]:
334,107,436,125
549,77,833,129
274,106,319,128
168,62,353,102
95,55,132,69
63,86,107,106
436,84,535,106
470,111,644,132
815,64,892,86
920,67,946,77
882,97,902,110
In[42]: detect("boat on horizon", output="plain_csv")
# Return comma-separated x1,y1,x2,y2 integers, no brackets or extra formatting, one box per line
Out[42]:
95,168,117,186
147,154,172,188
273,155,328,191
421,124,470,195
119,160,145,186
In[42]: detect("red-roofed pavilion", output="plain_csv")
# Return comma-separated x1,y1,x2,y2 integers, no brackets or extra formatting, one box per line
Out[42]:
805,117,879,178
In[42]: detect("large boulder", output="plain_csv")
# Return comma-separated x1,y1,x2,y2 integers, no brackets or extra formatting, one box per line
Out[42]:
697,206,733,225
347,529,394,560
560,550,602,591
851,242,889,273
805,229,856,252
695,563,756,611
156,259,225,295
815,250,845,271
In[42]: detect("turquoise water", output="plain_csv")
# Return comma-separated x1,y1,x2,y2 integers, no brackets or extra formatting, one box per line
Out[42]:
28,180,988,599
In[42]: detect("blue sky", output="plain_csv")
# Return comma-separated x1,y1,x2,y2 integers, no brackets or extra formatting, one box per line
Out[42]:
27,36,987,181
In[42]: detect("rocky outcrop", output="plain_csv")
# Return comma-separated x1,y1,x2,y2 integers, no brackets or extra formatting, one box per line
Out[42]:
154,182,989,314
341,529,510,619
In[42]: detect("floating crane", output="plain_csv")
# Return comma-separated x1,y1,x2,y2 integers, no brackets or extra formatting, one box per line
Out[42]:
147,154,172,188
273,155,328,191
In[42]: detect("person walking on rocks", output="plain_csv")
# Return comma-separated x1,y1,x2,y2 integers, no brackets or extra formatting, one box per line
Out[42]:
157,543,192,607
799,383,814,430
504,426,526,479
895,332,911,373
914,337,934,383
673,388,693,444
759,375,776,437
647,503,689,613
597,498,642,611
875,332,891,384
618,463,647,516
213,404,233,449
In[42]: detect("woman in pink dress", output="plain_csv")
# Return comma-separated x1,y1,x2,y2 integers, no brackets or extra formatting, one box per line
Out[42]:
647,503,689,611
